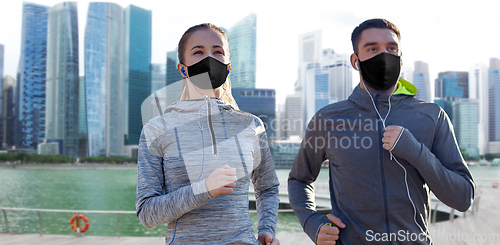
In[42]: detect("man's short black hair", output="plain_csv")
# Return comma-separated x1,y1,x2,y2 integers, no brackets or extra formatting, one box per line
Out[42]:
351,18,400,53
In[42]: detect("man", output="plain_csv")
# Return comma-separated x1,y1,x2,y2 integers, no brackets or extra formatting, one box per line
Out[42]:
288,18,475,245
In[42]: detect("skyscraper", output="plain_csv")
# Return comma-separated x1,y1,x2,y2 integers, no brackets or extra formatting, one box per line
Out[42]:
469,63,489,155
78,76,87,157
297,30,322,92
489,58,500,153
226,13,256,88
400,66,413,84
151,63,166,94
2,75,16,148
17,2,50,149
85,2,124,157
284,91,302,139
413,61,432,102
124,5,152,149
434,71,468,119
232,88,276,139
42,2,79,156
165,50,183,106
0,44,4,147
322,49,352,103
453,99,479,158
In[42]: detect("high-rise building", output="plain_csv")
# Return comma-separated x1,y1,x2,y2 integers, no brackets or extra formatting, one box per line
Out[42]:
232,88,276,139
16,2,50,149
413,61,432,102
453,99,479,158
78,76,87,157
297,30,322,92
124,5,152,149
400,66,413,84
434,71,468,120
489,58,500,151
226,13,256,88
42,2,79,156
85,2,124,157
2,75,16,148
151,63,166,94
0,44,4,147
165,50,183,106
322,49,352,103
284,91,302,139
469,63,489,155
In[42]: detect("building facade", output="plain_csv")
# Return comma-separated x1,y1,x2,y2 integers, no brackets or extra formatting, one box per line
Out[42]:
42,2,79,156
85,2,125,157
16,2,50,149
413,61,432,102
0,44,3,146
124,5,152,147
434,71,468,120
226,14,256,89
469,63,489,155
2,75,16,149
489,58,500,153
232,88,276,139
453,99,479,158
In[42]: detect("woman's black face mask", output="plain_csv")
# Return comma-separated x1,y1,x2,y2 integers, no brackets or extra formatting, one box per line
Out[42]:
184,56,230,90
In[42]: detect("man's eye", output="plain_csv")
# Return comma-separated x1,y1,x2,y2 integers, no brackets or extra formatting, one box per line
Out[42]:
214,50,223,55
194,51,203,55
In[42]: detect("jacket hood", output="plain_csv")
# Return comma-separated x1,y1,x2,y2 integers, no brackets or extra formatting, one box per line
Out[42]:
349,78,417,113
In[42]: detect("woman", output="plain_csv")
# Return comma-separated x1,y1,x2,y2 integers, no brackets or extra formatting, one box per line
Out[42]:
136,23,280,245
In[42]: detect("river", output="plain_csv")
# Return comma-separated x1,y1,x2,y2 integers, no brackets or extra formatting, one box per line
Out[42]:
0,166,498,237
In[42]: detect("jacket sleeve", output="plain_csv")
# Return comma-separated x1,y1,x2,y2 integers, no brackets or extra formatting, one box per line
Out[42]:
390,109,475,212
135,123,213,228
251,117,280,237
288,114,331,243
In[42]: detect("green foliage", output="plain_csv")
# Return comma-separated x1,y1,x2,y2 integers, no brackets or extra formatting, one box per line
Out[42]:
79,155,137,164
0,153,76,164
485,153,500,161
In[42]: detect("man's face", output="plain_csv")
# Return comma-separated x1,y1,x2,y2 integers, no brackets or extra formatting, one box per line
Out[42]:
356,28,401,62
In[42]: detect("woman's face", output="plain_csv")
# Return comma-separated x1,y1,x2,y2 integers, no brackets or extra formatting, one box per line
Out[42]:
182,29,230,67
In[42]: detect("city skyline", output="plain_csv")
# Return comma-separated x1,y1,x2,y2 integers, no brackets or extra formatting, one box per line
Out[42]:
1,0,500,105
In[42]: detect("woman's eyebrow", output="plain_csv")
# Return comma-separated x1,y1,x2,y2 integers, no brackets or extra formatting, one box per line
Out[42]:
191,45,204,50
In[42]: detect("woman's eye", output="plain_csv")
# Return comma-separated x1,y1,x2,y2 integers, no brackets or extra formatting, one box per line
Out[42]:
194,50,203,55
214,50,223,55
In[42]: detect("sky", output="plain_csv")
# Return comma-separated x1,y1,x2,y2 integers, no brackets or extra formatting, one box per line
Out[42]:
1,0,500,105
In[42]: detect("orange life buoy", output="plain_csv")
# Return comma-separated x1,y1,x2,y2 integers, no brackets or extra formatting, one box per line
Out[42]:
493,182,499,189
70,214,89,233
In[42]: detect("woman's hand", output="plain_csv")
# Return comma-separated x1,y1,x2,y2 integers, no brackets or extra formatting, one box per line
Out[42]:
205,164,237,197
258,232,280,245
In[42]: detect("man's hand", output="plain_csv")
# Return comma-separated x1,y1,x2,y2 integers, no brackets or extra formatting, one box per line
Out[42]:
316,214,345,245
205,164,237,197
258,232,280,245
382,125,403,151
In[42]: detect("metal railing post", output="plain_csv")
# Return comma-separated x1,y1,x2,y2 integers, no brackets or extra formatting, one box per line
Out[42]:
37,211,43,236
117,213,120,238
431,203,438,224
449,208,455,222
2,209,8,233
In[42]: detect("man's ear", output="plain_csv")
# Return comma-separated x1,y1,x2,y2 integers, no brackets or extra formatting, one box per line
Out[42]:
400,51,403,67
350,53,359,71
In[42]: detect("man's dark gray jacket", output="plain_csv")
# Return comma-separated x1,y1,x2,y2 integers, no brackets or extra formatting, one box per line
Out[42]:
288,80,475,244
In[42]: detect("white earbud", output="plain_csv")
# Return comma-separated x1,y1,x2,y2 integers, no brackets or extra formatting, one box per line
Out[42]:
355,62,359,70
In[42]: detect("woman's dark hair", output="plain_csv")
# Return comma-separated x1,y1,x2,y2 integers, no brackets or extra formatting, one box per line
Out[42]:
177,23,230,64
351,18,400,53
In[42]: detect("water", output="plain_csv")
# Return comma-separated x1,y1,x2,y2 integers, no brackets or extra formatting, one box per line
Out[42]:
0,166,497,237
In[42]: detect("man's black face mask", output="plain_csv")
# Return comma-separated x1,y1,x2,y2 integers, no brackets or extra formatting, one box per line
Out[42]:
358,52,401,90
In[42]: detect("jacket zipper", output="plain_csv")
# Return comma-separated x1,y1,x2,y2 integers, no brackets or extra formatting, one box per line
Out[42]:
376,95,392,245
207,100,217,154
